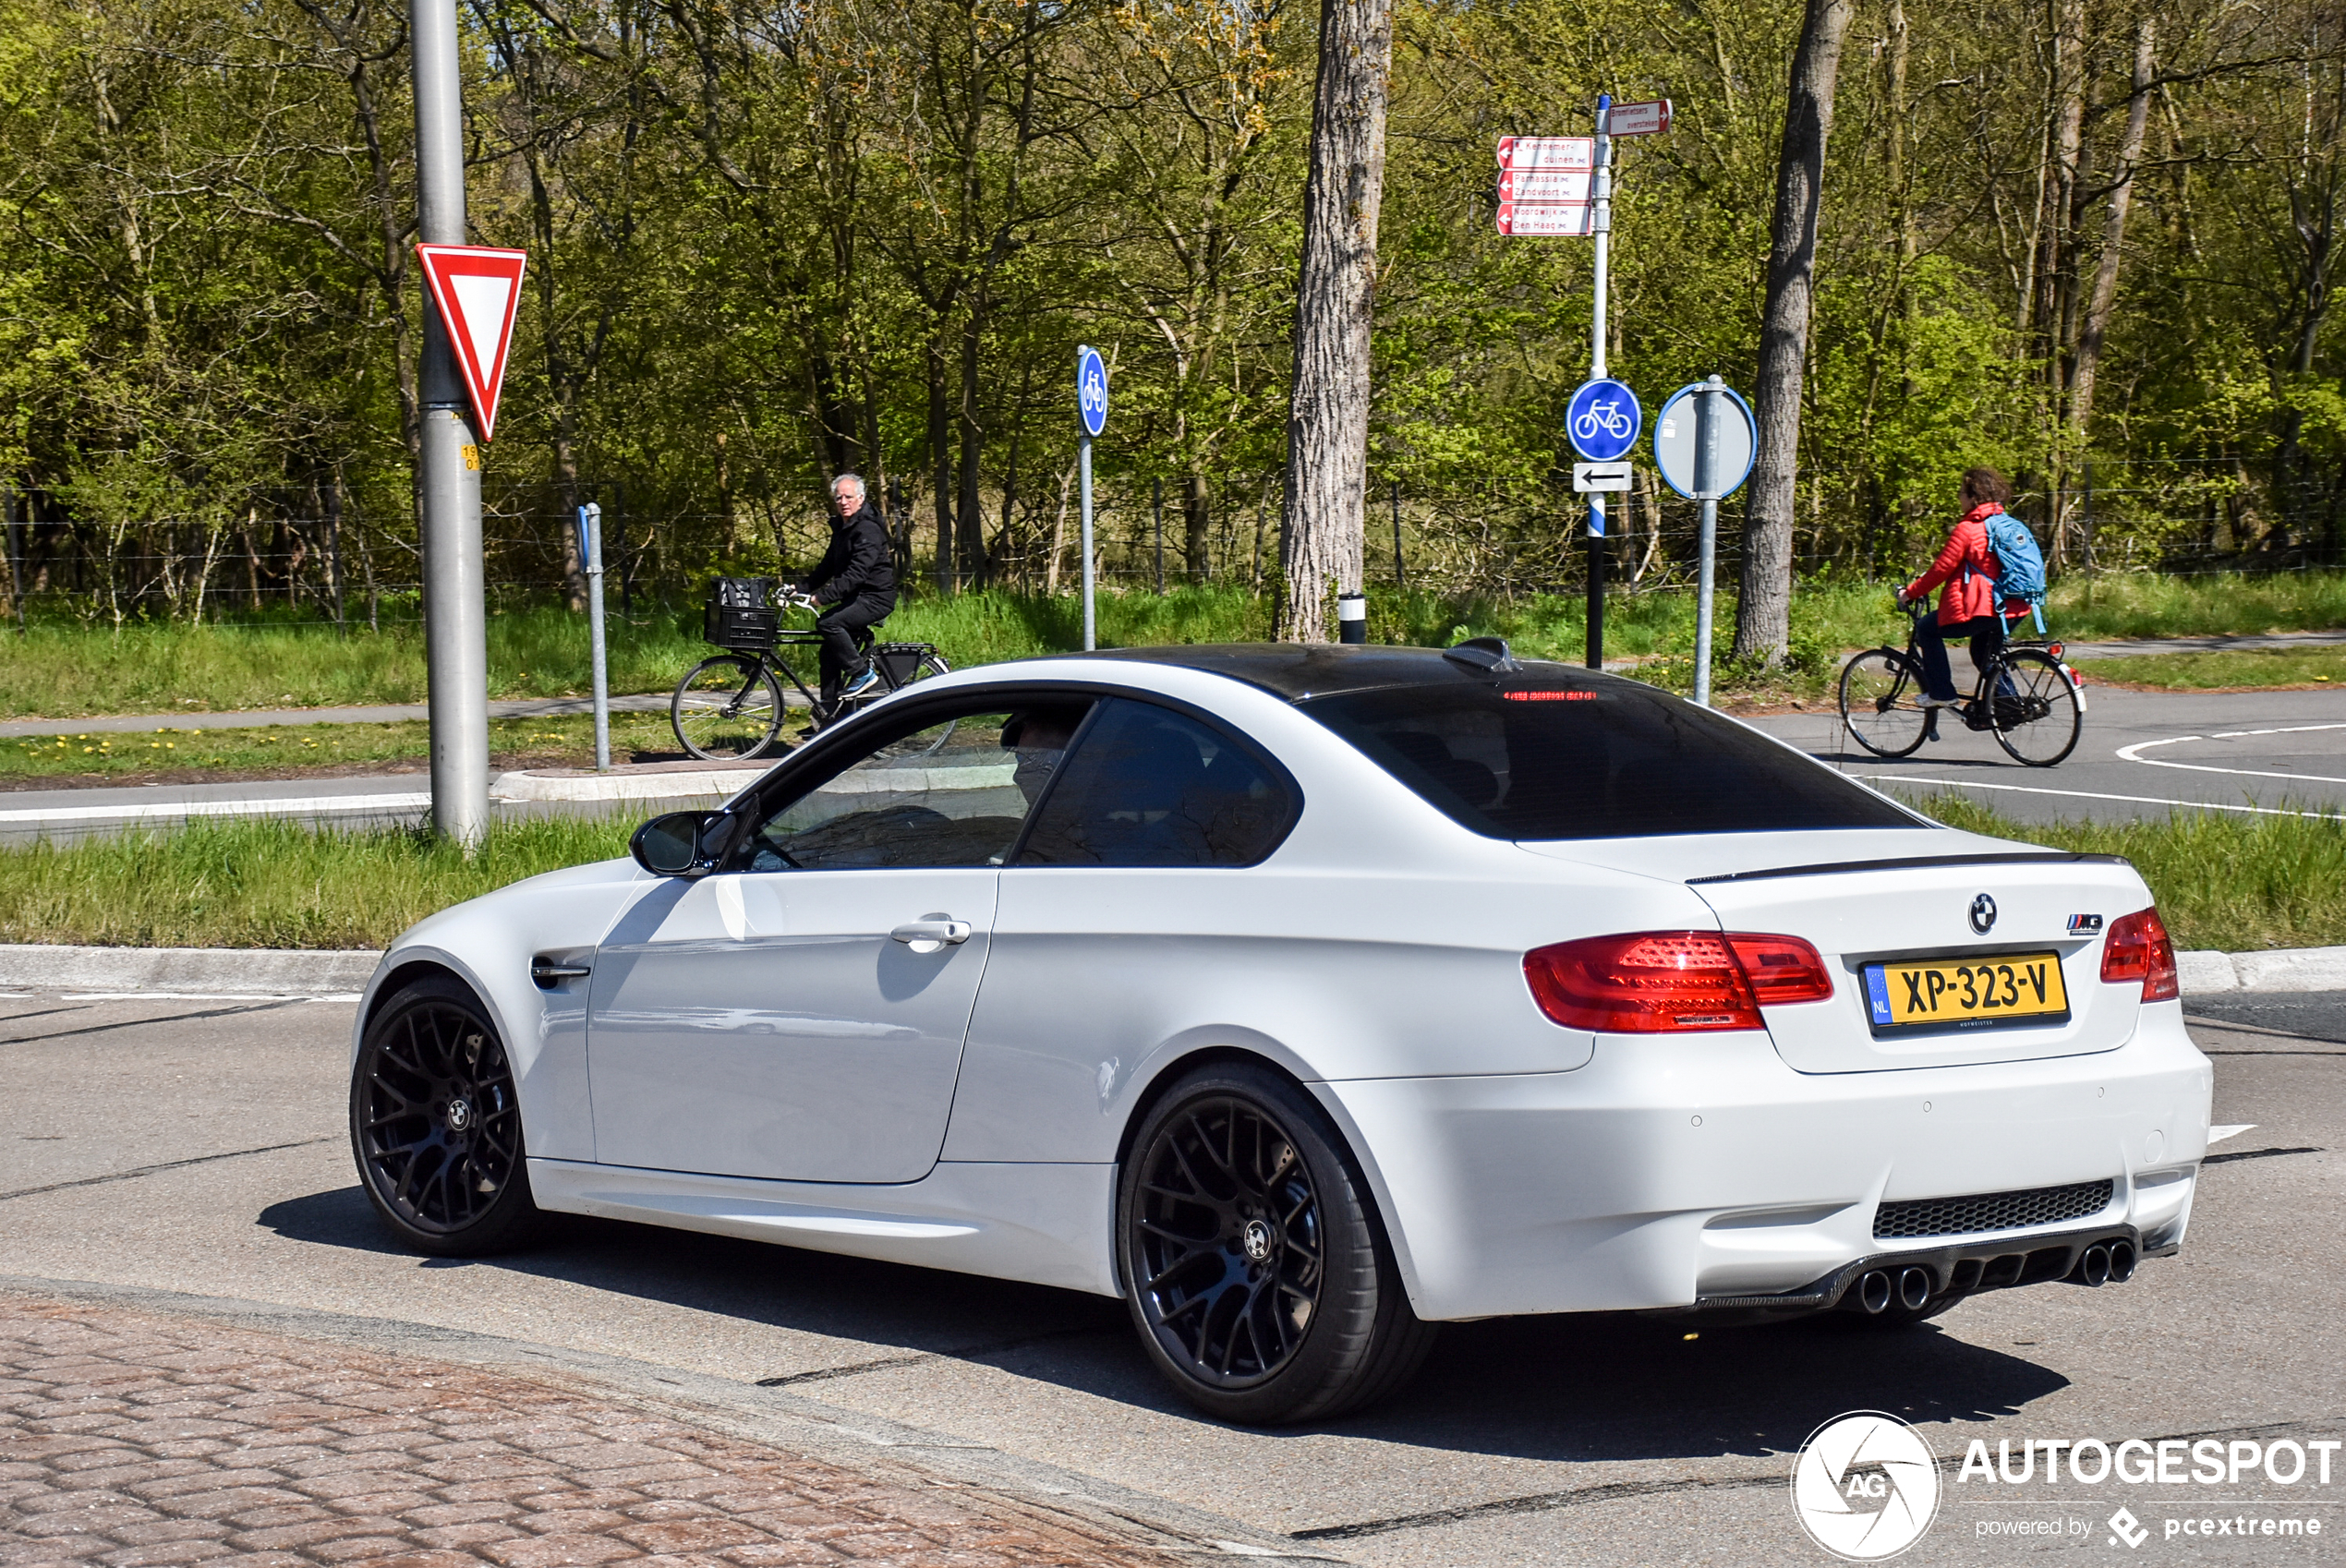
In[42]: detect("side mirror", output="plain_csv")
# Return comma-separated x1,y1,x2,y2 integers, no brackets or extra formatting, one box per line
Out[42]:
631,811,725,877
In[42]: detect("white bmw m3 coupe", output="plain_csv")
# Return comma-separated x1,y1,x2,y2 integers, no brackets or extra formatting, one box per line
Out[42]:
349,640,2210,1422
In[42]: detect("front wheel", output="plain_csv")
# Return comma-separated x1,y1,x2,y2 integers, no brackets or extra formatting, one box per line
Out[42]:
1118,1063,1436,1424
351,975,544,1257
1989,650,2084,766
672,655,784,760
1838,647,1929,758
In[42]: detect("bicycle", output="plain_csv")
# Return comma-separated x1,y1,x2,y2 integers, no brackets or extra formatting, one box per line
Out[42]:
671,581,949,761
1838,601,2084,766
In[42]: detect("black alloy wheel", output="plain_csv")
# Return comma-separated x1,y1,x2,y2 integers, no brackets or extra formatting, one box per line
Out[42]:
1118,1063,1436,1423
350,975,544,1256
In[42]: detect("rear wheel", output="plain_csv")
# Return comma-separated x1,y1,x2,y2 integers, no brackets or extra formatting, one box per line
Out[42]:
1838,648,1929,758
1989,650,2083,766
1118,1063,1436,1424
351,975,543,1257
672,655,784,760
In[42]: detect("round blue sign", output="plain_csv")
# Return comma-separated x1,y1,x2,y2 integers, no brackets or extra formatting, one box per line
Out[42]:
1077,346,1108,438
1566,378,1641,462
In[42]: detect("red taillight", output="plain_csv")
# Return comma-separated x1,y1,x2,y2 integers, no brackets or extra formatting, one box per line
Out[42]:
2100,907,2179,1002
1522,931,1832,1033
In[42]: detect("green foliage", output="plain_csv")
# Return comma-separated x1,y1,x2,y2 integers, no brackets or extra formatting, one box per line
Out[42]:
0,815,636,948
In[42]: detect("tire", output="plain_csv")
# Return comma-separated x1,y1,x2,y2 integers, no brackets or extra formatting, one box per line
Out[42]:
1838,647,1929,758
672,655,784,761
1117,1062,1437,1424
350,975,545,1257
1989,650,2083,766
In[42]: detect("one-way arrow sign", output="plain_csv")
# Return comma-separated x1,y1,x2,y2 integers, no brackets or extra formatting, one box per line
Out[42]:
416,244,528,441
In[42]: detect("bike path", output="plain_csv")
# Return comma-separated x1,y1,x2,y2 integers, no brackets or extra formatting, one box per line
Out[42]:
1751,684,2346,826
0,690,810,740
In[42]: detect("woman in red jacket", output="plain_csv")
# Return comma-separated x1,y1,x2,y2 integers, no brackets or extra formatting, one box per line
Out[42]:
1896,466,2034,708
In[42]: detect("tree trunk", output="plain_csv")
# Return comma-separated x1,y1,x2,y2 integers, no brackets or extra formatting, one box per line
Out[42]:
929,344,955,592
2069,15,2156,488
1732,0,1855,663
1276,0,1395,643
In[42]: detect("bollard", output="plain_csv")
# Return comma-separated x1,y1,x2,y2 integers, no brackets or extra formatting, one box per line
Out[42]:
1337,592,1368,645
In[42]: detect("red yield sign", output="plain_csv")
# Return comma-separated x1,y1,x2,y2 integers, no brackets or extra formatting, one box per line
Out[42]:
416,244,528,440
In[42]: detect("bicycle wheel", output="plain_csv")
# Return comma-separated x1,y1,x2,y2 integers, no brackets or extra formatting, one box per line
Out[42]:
1989,649,2083,766
1838,647,1929,758
671,655,784,760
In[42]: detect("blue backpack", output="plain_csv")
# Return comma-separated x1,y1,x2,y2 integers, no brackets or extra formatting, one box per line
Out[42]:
1981,509,2049,633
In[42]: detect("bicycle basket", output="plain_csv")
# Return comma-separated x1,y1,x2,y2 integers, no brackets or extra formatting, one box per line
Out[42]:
708,576,780,609
874,642,933,686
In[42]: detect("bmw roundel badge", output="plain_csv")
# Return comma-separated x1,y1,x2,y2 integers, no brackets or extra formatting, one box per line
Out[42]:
1969,894,1998,935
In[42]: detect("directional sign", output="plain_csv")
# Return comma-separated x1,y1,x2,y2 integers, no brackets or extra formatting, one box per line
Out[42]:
416,244,527,441
1076,344,1108,438
1652,380,1758,500
1497,167,1591,203
1606,99,1673,137
1573,462,1633,493
1497,201,1594,237
1496,136,1593,171
1566,378,1641,462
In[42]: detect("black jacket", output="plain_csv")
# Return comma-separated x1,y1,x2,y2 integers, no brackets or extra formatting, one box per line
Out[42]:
807,500,898,607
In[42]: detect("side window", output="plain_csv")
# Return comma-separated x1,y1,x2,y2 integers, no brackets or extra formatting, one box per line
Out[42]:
741,700,1092,872
1015,699,1294,868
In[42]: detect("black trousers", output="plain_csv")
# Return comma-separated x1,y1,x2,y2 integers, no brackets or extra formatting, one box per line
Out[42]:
1915,614,2009,702
816,592,894,705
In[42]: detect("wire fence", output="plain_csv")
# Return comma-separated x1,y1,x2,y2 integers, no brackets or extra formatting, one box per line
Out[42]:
2,461,2339,630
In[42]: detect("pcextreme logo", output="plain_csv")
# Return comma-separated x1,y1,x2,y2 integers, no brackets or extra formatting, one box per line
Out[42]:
1791,1411,1941,1561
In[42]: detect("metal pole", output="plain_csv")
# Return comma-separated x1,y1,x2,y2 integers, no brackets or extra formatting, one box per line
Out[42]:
1693,376,1723,707
1153,477,1165,596
582,502,610,772
412,0,488,847
1079,433,1095,650
1585,93,1613,673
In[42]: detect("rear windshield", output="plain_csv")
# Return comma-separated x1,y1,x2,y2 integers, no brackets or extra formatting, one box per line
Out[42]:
1300,677,1917,840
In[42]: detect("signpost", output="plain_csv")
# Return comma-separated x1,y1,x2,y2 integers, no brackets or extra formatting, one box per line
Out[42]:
1499,97,1670,670
1076,345,1108,651
574,502,610,770
1652,377,1759,706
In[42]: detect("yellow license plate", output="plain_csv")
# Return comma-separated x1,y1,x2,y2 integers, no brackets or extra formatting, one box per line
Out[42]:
1864,952,2070,1031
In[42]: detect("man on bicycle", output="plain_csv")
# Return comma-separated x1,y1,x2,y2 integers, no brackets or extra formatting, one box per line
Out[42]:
798,473,898,707
1895,466,2032,714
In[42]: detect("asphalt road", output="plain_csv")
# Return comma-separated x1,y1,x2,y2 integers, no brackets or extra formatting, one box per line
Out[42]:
1751,684,2346,826
1,987,2340,1564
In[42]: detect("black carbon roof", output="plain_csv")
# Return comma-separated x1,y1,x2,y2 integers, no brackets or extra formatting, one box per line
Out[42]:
1069,642,1612,702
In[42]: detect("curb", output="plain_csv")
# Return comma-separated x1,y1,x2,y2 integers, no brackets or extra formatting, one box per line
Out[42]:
5,941,2342,999
0,943,380,995
493,760,768,803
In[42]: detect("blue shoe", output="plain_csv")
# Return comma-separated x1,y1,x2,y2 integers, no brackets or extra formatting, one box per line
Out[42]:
841,665,882,699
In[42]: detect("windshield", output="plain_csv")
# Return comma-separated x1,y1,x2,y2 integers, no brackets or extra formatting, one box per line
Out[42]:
1300,676,1917,840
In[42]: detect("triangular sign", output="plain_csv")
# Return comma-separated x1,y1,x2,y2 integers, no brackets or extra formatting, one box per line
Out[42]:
416,244,528,441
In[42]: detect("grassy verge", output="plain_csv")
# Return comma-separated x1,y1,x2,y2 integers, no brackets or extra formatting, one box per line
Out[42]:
6,572,2341,720
1,714,688,784
1905,794,2346,951
0,816,636,948
2074,645,2345,691
2,794,2338,951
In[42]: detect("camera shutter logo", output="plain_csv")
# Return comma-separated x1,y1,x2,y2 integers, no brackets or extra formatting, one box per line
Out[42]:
1789,1411,1940,1561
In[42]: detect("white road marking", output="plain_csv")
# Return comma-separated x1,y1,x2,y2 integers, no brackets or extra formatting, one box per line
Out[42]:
2208,1125,2255,1144
1854,774,2344,818
0,791,431,826
2114,723,2346,785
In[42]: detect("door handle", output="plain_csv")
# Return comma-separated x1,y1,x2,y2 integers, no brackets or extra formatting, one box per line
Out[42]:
889,919,973,953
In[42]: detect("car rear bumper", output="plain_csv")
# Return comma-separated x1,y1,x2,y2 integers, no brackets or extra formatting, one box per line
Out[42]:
1315,1001,2210,1321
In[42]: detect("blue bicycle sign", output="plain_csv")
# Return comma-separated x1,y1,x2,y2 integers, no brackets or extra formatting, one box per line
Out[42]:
1566,378,1640,462
1077,345,1109,438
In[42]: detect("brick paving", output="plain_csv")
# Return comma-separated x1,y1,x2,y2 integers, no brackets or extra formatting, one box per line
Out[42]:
0,1296,1183,1568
